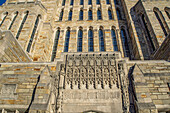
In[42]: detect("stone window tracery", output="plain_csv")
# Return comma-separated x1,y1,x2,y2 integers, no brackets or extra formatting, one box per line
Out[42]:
111,28,118,51
88,27,94,52
64,28,70,52
77,27,83,52
99,27,105,51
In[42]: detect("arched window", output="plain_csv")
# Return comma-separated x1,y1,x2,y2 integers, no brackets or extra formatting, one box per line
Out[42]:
59,9,64,21
154,8,169,36
121,29,130,57
8,11,18,30
51,29,60,61
80,0,84,5
106,0,110,4
108,8,113,20
97,8,102,20
88,9,93,20
77,28,83,52
114,0,119,5
64,28,70,52
79,9,83,20
0,12,8,27
164,7,170,19
88,0,92,5
70,0,74,5
68,9,72,21
111,28,118,51
116,8,122,20
27,15,40,52
99,27,105,51
16,11,29,39
141,15,155,52
88,27,94,52
165,10,170,19
62,0,66,6
96,0,100,5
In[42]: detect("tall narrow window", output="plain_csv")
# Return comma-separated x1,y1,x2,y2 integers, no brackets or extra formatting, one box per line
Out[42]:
165,10,170,19
114,0,119,5
141,15,155,51
80,0,83,5
0,12,8,27
88,9,93,20
62,0,66,6
64,28,70,52
111,29,118,51
77,28,83,52
70,0,74,5
96,0,100,5
116,8,122,20
108,8,113,20
88,28,94,52
99,27,105,51
97,9,102,20
68,9,72,21
164,7,170,19
8,11,18,30
121,29,130,57
59,9,64,21
88,0,92,5
79,9,83,20
16,11,29,39
26,15,40,52
51,29,60,61
154,11,168,36
106,0,110,4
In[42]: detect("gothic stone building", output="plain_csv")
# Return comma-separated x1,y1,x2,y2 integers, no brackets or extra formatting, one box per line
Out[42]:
0,0,169,113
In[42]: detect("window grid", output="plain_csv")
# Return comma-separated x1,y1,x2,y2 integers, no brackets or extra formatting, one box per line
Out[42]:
0,12,8,27
99,29,105,51
111,29,118,51
79,10,83,20
64,30,70,52
16,11,29,39
8,12,18,30
88,10,93,20
68,10,72,21
77,29,83,52
27,15,40,53
51,30,60,61
97,9,102,20
88,29,94,52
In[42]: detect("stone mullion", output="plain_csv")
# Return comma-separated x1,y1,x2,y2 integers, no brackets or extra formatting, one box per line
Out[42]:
83,29,88,52
73,8,78,22
104,29,113,51
93,7,97,21
111,0,117,21
63,8,68,21
69,30,77,52
116,29,125,57
93,29,99,52
101,5,108,20
83,8,88,21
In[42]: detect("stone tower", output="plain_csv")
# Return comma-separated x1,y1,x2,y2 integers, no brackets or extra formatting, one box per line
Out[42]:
0,0,169,113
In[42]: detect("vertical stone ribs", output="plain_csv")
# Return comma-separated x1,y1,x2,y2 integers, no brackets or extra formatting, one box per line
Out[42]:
59,53,120,89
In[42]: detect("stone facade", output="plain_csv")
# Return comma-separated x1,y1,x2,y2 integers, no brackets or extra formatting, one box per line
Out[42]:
0,0,169,113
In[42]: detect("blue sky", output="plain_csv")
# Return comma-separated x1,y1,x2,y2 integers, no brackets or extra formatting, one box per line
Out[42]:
0,0,6,6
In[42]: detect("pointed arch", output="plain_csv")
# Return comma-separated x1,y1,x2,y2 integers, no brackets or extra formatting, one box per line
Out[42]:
27,14,41,52
77,27,83,52
99,26,105,51
8,11,18,30
64,27,71,52
68,9,73,21
0,12,8,27
97,8,102,20
108,8,113,20
16,11,29,39
88,26,94,52
111,27,118,51
79,8,83,20
51,28,60,61
59,9,64,21
88,8,93,20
